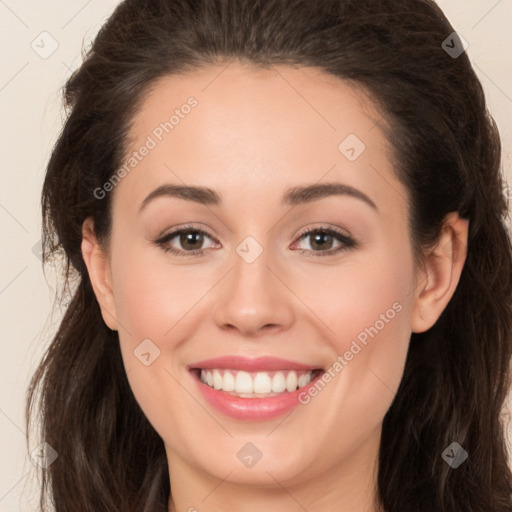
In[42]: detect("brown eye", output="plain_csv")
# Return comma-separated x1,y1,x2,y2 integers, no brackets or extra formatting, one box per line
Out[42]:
293,227,356,258
154,225,219,257
178,231,206,251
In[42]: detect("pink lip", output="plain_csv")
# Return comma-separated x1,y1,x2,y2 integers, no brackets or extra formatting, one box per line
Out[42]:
188,356,324,421
188,355,321,372
192,370,324,421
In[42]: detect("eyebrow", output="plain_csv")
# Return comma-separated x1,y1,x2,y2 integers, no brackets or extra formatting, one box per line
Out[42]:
139,182,377,212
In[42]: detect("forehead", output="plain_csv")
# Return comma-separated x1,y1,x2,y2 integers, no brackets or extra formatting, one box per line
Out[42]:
113,62,405,219
130,62,382,148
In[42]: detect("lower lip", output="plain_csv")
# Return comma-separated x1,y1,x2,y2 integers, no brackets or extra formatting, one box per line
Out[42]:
192,370,324,421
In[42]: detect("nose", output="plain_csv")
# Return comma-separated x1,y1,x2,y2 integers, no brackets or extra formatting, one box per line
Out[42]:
212,243,295,338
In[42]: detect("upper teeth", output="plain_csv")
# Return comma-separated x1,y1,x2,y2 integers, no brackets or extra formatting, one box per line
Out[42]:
199,369,314,396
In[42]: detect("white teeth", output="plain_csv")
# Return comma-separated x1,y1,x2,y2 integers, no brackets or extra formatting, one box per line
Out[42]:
223,371,235,391
253,372,272,393
199,369,316,396
286,371,298,392
213,369,223,390
297,373,309,388
271,371,287,393
235,371,253,393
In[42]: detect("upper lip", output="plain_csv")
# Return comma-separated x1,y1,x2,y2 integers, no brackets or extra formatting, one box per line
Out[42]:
188,356,322,372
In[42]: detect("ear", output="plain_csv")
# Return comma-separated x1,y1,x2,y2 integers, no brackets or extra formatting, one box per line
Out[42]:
411,212,469,333
81,217,118,331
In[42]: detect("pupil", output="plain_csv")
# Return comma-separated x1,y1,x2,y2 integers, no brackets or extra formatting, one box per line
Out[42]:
311,232,333,250
181,232,203,250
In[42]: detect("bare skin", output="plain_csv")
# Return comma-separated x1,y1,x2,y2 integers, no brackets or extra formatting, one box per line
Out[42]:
81,62,468,512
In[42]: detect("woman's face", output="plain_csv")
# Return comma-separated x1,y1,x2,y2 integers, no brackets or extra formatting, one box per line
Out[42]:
85,63,443,496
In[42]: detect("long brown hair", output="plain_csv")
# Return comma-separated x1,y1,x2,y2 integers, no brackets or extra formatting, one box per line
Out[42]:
26,1,512,510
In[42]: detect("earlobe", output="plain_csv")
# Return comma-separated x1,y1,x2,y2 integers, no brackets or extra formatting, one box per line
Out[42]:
411,212,469,333
81,217,118,331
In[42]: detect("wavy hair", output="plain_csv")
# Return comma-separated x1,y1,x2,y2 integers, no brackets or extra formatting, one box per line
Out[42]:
26,1,512,510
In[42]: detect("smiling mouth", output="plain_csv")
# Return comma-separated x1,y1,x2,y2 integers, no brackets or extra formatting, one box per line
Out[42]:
190,368,324,398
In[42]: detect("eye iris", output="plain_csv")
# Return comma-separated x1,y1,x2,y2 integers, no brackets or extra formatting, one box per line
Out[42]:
180,231,204,250
310,231,334,251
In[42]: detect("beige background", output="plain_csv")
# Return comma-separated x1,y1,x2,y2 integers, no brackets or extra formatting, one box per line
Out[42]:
0,1,511,510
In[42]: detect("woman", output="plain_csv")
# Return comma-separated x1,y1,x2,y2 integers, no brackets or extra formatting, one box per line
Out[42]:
26,1,512,511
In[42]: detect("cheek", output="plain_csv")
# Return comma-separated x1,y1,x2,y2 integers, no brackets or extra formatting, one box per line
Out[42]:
283,247,414,471
327,260,412,361
109,249,208,436
111,247,211,342
293,238,415,402
322,246,414,428
292,238,414,356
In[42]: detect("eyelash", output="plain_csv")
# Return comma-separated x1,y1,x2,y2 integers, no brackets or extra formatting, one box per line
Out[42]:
153,223,357,258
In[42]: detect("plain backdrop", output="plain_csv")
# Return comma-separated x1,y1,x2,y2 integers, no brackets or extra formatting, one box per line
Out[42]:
1,1,511,510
